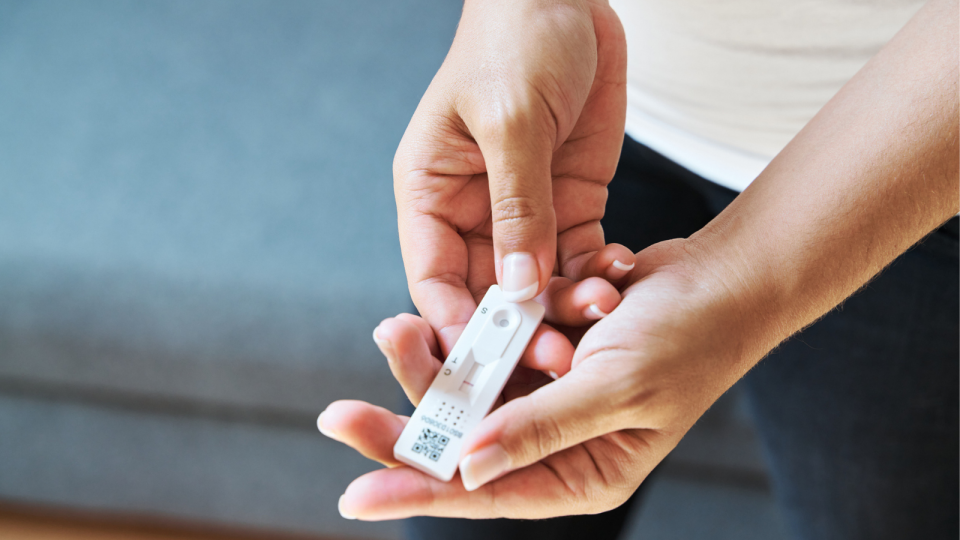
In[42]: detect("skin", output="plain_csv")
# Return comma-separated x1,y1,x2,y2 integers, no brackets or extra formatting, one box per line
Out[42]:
321,0,959,520
392,0,632,355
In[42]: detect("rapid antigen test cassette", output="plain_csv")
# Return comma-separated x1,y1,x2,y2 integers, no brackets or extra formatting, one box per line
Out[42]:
393,285,545,481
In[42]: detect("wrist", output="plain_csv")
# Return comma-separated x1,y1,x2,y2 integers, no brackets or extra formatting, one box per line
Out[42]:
639,237,780,371
456,0,599,45
617,238,765,425
682,224,796,368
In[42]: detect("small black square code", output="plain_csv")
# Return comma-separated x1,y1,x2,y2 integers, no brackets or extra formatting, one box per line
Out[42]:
411,428,449,461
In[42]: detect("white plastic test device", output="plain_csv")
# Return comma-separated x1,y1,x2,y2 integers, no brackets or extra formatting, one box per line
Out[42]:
393,285,545,481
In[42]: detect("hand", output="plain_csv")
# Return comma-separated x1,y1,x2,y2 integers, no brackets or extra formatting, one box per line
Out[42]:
325,0,960,520
374,269,632,408
394,0,630,354
321,239,754,520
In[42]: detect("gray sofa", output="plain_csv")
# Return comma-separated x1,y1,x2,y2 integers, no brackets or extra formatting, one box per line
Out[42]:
0,2,786,539
0,1,465,538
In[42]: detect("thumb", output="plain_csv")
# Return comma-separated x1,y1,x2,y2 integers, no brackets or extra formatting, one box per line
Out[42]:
471,103,557,303
457,367,627,491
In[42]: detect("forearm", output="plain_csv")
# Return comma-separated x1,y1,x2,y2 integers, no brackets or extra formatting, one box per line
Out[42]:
692,0,959,364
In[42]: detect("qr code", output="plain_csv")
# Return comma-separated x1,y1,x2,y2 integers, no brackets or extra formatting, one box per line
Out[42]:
411,428,449,461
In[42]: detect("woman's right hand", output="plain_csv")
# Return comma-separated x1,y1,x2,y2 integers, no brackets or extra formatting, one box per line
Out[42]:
394,0,630,354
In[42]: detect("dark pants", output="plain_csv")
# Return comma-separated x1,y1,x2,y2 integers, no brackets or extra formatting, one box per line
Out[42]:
405,136,960,540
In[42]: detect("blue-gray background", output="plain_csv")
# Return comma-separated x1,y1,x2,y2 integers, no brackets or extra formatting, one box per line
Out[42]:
0,1,788,538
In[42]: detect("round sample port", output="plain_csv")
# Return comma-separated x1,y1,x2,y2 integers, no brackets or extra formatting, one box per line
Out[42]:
491,308,521,330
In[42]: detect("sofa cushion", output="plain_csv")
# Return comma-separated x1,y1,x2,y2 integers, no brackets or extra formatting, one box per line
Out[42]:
0,0,462,417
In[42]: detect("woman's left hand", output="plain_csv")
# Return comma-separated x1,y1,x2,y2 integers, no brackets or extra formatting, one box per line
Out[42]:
319,239,758,520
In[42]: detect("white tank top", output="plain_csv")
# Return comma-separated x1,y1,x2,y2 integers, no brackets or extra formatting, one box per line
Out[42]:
610,0,923,191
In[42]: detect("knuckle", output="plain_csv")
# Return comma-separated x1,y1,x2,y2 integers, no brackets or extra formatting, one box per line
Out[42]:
491,195,541,226
473,90,556,145
476,95,528,136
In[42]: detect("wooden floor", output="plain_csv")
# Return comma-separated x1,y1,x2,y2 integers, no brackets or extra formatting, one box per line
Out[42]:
0,503,337,540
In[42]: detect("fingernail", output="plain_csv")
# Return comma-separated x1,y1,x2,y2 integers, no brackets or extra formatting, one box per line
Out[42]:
338,495,356,520
584,304,609,320
501,252,539,303
460,443,510,491
608,259,635,279
373,326,395,362
548,370,559,380
316,411,339,440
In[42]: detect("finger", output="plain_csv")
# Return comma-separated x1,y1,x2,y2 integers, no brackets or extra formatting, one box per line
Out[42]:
501,367,553,402
373,316,442,406
339,451,579,520
394,312,441,359
552,189,605,280
463,226,498,303
339,429,661,521
516,322,575,378
397,171,488,354
465,102,557,304
562,243,637,284
539,275,621,326
317,400,408,467
457,359,632,491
